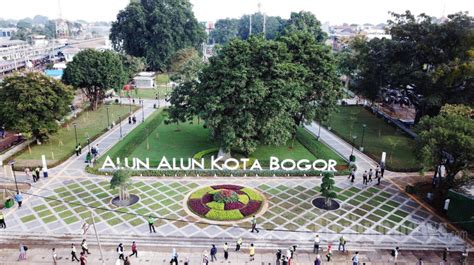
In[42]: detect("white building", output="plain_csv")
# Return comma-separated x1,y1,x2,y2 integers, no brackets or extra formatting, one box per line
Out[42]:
0,40,30,61
31,35,49,47
0,28,16,40
133,72,156,89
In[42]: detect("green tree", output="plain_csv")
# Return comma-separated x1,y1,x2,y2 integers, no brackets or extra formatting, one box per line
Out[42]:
320,172,337,207
278,31,341,136
168,47,199,73
416,104,474,187
120,54,146,81
110,0,206,71
283,11,327,42
0,72,74,141
210,18,239,44
62,49,126,110
167,52,203,127
110,170,132,201
352,11,474,122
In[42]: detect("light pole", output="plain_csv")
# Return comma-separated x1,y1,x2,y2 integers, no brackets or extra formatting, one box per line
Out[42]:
317,121,322,140
73,122,78,147
360,124,367,152
87,136,91,154
119,116,123,138
106,105,110,129
129,97,132,114
8,160,19,194
350,135,357,156
141,100,144,122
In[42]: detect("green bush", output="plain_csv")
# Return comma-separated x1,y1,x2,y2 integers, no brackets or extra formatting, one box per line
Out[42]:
193,148,219,160
238,194,250,204
241,187,263,201
213,189,239,203
190,187,215,199
206,201,225,210
205,209,244,221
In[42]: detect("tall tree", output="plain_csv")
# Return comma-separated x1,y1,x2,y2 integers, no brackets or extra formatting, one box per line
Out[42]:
352,11,474,122
168,47,199,73
120,54,146,81
110,0,206,71
166,51,203,126
0,73,74,141
210,18,239,44
62,49,126,110
283,11,327,42
416,104,474,187
320,172,337,207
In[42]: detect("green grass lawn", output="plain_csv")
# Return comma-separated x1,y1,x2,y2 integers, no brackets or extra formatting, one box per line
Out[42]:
327,105,419,170
98,110,346,169
127,86,173,100
13,104,135,168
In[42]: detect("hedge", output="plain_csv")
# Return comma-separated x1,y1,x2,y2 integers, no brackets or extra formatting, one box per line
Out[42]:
240,187,263,201
205,209,244,221
206,201,225,210
238,194,250,204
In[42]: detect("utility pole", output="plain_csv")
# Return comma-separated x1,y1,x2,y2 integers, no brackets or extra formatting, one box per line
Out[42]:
91,213,105,265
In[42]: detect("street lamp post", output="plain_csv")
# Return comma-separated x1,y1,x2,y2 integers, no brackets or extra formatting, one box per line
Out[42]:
360,124,367,152
87,137,91,154
129,97,132,114
119,116,123,138
106,105,110,129
73,123,78,147
8,160,19,194
141,100,144,122
317,122,322,140
350,135,357,156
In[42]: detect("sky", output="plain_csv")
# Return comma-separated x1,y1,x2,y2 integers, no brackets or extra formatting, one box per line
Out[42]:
1,0,472,25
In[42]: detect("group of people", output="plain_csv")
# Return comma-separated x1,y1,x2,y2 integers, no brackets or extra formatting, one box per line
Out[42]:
201,241,254,264
128,116,137,124
85,144,100,164
24,167,42,182
348,164,385,186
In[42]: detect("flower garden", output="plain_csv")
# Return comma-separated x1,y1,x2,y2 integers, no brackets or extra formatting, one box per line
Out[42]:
187,185,265,221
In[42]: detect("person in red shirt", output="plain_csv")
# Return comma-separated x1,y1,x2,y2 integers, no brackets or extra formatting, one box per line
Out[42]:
129,241,138,258
80,252,87,265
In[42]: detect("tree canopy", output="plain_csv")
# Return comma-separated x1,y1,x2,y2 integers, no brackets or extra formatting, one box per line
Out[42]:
0,72,74,140
320,172,337,206
351,11,474,122
110,0,206,71
110,170,132,201
416,104,474,187
62,49,126,110
169,33,340,155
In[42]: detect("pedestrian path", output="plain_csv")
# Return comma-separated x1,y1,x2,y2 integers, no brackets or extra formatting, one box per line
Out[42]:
0,244,471,265
304,122,378,173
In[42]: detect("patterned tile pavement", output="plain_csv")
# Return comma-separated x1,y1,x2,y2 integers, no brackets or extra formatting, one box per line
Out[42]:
5,175,466,248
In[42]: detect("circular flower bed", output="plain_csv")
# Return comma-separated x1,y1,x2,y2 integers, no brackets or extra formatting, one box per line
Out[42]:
187,184,264,221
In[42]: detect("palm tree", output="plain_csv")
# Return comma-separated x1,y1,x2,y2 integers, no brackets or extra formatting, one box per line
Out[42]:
320,172,337,207
110,170,132,202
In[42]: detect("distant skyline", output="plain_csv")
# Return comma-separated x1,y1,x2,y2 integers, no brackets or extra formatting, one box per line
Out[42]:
1,0,472,25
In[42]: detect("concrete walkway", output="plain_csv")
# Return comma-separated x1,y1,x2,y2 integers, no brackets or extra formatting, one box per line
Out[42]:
0,244,471,265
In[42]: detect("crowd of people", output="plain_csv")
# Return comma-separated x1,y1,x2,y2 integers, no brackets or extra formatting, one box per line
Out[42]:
348,163,385,186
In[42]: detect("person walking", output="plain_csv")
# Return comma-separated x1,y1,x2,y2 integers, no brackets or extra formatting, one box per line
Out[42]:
313,234,320,253
15,192,23,208
124,257,131,265
170,248,178,265
75,144,82,156
52,248,58,265
338,235,346,252
380,163,385,178
442,247,448,262
236,237,242,251
18,243,27,261
276,249,282,265
0,211,6,229
130,241,138,257
148,215,156,233
80,252,87,265
352,251,359,265
362,170,368,185
416,258,424,265
81,239,91,255
71,243,80,262
314,254,321,265
391,246,399,264
24,168,31,181
117,243,125,261
350,169,356,183
210,244,217,262
375,166,380,185
202,251,209,265
34,167,40,182
326,244,332,262
223,242,229,260
249,243,255,261
368,168,373,183
251,215,259,233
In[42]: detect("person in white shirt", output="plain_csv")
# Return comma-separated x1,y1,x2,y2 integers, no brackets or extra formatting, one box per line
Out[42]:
313,234,321,253
223,242,229,260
